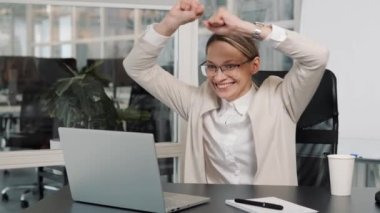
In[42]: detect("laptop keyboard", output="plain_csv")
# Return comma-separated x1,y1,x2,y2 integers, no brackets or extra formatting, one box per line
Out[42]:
164,192,209,212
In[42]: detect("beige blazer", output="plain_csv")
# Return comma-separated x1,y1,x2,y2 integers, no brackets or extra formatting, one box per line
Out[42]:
123,30,329,186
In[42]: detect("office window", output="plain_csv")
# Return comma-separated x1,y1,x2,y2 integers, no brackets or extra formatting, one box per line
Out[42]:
1,0,300,184
76,7,101,39
0,4,26,55
104,8,134,37
0,3,175,140
0,2,178,184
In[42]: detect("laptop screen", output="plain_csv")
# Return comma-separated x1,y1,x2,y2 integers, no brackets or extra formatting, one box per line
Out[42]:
59,127,166,213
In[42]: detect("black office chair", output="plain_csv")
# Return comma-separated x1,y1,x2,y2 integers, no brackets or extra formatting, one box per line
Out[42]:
126,83,172,142
253,69,338,188
86,58,134,88
1,85,65,208
1,57,71,208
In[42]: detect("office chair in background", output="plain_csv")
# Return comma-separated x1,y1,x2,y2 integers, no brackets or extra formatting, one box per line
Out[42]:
253,69,338,188
86,58,134,99
0,57,71,208
86,58,173,143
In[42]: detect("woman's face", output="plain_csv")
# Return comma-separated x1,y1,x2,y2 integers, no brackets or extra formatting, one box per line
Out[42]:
205,41,260,102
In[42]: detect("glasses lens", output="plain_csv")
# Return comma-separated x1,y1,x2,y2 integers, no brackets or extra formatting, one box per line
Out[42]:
221,64,237,72
200,65,207,76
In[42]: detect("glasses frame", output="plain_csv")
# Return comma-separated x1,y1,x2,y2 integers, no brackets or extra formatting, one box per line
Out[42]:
200,59,253,76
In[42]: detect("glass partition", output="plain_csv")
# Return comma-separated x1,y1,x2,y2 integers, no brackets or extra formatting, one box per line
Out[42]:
0,0,298,192
0,3,174,141
0,3,176,188
76,7,101,39
104,8,134,37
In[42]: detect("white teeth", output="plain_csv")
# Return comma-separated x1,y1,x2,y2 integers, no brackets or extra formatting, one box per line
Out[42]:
216,82,233,89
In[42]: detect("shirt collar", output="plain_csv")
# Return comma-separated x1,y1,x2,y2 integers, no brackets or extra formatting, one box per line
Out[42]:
219,86,255,116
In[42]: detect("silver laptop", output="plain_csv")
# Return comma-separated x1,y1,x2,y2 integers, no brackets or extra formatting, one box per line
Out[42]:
59,127,210,213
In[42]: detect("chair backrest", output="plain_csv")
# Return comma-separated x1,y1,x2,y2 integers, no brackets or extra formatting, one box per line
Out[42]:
86,58,134,87
126,81,172,142
0,56,38,105
36,57,77,88
0,57,80,148
19,85,52,133
253,69,338,187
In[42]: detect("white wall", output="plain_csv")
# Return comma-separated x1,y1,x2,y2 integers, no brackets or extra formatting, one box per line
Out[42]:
300,0,380,158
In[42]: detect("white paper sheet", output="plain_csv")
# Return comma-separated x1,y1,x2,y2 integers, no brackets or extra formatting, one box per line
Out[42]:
225,197,318,213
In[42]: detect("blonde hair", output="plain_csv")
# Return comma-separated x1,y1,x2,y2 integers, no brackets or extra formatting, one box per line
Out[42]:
205,34,259,60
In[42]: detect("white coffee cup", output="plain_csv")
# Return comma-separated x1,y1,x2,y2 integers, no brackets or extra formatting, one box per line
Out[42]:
327,154,355,196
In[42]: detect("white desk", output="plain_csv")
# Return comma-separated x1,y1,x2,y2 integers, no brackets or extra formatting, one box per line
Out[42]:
1,142,378,187
0,105,21,116
0,150,65,170
0,142,182,170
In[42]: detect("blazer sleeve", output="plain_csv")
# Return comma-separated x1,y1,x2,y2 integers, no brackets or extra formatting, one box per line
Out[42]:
123,35,196,121
275,30,330,123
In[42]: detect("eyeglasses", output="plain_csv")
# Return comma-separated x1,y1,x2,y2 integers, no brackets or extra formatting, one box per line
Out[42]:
200,59,252,76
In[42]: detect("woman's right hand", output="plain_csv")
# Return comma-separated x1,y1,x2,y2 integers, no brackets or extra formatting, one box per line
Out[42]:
203,7,272,39
155,0,204,36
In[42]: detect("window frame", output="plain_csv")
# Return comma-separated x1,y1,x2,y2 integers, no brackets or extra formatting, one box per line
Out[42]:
0,0,301,183
0,0,198,183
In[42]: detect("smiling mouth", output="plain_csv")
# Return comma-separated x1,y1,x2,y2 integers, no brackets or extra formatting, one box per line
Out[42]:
215,82,235,89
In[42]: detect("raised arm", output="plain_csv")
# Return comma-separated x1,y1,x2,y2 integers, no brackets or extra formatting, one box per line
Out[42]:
203,8,329,122
155,0,204,36
123,0,204,120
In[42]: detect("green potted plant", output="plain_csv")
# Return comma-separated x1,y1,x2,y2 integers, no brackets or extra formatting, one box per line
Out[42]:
41,61,122,130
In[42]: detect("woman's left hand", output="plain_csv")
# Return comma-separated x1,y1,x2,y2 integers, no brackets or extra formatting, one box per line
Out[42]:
204,7,272,39
203,7,250,36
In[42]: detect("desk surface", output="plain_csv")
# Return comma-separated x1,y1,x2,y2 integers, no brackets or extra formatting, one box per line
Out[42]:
23,184,380,213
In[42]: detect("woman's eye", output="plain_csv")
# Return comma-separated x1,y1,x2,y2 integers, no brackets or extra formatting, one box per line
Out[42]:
207,65,217,70
224,64,236,70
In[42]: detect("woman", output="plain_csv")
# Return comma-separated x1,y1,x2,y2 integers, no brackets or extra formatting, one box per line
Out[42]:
124,0,329,185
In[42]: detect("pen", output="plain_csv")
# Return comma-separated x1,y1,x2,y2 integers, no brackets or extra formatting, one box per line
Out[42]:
234,198,284,210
